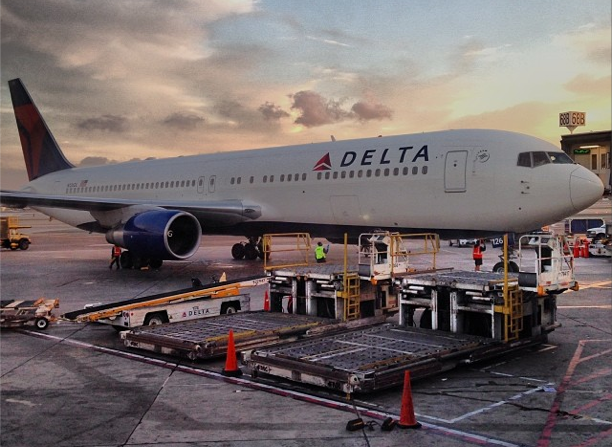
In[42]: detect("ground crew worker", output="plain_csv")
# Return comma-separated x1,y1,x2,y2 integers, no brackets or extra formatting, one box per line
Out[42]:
472,239,486,271
109,245,122,270
315,241,328,263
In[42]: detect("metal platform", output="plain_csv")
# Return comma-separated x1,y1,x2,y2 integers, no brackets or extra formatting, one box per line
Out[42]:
244,323,546,394
121,311,338,360
397,270,519,291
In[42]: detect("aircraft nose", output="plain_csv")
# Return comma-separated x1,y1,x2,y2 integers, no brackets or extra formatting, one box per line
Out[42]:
570,167,604,212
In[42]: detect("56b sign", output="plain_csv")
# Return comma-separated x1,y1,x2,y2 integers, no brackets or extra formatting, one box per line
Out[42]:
559,111,586,128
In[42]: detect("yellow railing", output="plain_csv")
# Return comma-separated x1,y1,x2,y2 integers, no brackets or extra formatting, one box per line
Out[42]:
263,233,312,271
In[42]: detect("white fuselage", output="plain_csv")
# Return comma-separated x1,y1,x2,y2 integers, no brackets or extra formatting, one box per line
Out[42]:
23,129,603,239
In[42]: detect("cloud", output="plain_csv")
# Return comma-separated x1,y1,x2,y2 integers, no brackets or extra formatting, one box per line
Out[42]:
289,90,394,128
78,156,117,167
258,101,290,121
290,90,350,127
76,115,129,133
351,101,393,121
563,74,612,97
162,112,205,131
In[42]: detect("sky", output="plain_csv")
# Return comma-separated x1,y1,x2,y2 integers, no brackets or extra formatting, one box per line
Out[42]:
1,0,610,189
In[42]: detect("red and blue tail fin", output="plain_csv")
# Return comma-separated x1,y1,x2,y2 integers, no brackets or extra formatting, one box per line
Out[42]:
8,78,74,181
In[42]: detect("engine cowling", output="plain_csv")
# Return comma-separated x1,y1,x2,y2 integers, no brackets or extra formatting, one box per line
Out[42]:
106,210,202,260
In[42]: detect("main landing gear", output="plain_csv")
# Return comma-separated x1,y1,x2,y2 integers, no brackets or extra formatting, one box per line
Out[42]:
120,251,164,270
231,237,266,260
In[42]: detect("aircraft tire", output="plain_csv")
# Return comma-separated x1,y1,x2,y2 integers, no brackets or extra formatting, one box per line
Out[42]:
231,243,245,260
244,243,258,260
120,251,133,269
149,258,163,269
492,261,519,273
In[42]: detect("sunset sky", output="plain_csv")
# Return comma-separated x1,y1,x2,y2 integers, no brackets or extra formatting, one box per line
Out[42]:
1,0,610,189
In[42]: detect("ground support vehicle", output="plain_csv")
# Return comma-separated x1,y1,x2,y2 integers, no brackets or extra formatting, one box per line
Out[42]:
121,311,339,360
448,238,478,247
0,216,31,250
1,298,59,329
243,234,574,394
265,232,440,322
62,275,267,329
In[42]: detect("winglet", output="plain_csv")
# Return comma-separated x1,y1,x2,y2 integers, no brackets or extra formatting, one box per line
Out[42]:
8,78,74,181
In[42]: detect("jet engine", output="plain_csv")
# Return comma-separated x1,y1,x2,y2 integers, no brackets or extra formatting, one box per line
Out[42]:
106,210,202,260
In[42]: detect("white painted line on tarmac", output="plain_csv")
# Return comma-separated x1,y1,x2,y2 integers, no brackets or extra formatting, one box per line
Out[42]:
17,328,523,447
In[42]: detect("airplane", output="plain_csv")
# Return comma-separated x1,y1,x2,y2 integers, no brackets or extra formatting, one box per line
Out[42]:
0,78,604,269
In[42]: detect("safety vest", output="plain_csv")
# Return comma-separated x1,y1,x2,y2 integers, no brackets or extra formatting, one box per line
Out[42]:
472,244,483,260
315,245,326,260
113,246,122,257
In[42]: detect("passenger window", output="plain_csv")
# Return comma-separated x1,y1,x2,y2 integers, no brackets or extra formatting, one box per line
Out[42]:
517,152,532,167
532,152,550,167
422,166,428,175
412,166,418,175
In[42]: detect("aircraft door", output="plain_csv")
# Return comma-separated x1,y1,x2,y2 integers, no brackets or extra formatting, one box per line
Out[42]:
444,150,468,193
197,176,206,194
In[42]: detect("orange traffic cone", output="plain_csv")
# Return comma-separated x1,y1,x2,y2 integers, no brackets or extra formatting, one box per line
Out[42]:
582,239,590,258
222,329,242,377
397,371,421,429
263,290,270,311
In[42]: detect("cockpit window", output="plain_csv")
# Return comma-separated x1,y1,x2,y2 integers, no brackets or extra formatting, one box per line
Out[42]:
518,151,575,168
548,152,574,164
517,152,532,167
532,151,550,167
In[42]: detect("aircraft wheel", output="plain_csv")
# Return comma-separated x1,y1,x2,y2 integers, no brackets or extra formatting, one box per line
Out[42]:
231,243,245,260
149,258,163,269
492,262,504,273
492,261,519,273
244,243,258,260
120,251,133,269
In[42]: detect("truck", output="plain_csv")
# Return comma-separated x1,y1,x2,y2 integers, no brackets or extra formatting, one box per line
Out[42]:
0,216,31,250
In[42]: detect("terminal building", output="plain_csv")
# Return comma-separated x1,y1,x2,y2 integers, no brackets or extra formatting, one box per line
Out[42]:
560,130,611,194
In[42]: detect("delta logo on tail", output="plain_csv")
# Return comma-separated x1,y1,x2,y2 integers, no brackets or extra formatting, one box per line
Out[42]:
313,153,332,171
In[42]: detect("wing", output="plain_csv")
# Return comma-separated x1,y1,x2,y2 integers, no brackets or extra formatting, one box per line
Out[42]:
0,190,262,227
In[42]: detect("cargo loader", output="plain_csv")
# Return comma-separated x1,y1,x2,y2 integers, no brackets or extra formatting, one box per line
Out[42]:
243,233,576,394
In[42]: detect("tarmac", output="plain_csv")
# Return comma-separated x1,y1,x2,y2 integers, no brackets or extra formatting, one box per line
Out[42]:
1,210,611,447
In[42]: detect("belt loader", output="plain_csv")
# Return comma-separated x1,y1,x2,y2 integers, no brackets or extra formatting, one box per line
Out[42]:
62,275,267,330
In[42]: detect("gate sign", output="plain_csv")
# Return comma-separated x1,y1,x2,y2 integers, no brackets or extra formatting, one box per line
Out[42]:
559,111,586,133
490,233,516,249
